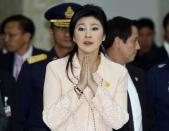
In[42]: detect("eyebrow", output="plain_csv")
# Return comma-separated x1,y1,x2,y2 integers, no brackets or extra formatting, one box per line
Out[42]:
76,23,100,27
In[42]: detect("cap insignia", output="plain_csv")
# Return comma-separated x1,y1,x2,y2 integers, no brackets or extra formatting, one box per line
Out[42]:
65,6,74,18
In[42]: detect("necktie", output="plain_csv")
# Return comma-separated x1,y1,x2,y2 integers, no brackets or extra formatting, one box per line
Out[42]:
14,57,24,80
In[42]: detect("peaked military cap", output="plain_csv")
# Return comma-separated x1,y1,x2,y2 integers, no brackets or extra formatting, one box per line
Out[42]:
44,3,81,27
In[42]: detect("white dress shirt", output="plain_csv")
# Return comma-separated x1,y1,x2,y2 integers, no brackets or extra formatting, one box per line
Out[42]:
128,74,143,131
13,46,33,80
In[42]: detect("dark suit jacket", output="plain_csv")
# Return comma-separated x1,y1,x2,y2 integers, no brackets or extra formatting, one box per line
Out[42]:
148,59,169,131
115,64,157,131
0,47,47,75
15,49,56,131
0,69,16,131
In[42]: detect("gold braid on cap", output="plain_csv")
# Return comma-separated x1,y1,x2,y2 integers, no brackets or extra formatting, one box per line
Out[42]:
50,19,71,27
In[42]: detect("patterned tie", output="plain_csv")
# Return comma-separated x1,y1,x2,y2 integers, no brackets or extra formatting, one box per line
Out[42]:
14,57,24,80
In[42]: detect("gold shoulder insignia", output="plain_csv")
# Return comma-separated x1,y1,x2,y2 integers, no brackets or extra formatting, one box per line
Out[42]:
27,54,47,64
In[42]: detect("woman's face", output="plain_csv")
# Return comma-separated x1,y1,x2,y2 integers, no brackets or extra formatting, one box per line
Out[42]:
73,16,105,55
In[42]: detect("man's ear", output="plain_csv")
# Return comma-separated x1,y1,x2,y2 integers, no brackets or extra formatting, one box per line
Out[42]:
114,37,122,48
23,32,31,42
49,28,53,35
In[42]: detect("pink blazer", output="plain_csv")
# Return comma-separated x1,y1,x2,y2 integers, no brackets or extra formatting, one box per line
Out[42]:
43,53,129,131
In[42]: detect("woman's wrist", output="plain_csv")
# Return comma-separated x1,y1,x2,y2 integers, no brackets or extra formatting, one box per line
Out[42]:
89,82,98,96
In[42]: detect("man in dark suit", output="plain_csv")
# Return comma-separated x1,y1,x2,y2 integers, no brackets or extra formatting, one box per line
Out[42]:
15,3,82,131
0,15,47,80
0,69,16,131
131,18,168,72
146,12,169,68
148,12,169,64
104,16,157,131
148,59,169,131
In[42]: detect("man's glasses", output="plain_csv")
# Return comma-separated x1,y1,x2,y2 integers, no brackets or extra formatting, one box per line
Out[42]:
3,32,23,39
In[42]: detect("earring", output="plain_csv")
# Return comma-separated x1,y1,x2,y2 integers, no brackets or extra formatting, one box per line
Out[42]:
103,35,106,41
73,37,75,42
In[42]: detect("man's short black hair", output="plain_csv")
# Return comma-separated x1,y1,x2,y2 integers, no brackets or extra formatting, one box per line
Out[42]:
1,14,35,40
163,12,169,29
104,16,137,49
137,18,155,30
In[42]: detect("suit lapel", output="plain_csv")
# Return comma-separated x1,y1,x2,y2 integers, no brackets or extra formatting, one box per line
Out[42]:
127,66,143,98
32,47,37,55
127,67,139,88
126,65,146,131
7,53,15,75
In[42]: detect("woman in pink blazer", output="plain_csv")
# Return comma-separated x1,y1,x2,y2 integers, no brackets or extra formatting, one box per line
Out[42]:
43,4,129,131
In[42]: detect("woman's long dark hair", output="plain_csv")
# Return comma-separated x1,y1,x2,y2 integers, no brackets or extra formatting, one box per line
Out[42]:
66,4,107,83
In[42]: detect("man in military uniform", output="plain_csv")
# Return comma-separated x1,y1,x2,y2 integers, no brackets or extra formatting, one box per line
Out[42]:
15,3,82,131
148,60,169,131
0,15,47,80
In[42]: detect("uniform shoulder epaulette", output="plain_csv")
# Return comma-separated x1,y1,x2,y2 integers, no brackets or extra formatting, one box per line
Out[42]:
27,54,48,64
158,63,166,68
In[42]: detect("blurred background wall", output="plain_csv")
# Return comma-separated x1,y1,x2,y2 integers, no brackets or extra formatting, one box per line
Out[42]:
0,0,169,50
